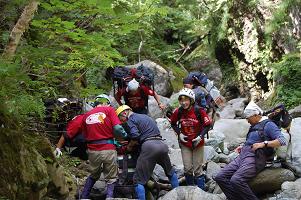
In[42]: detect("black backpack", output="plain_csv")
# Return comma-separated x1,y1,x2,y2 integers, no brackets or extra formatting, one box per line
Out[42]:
135,64,155,88
177,105,209,139
112,65,155,90
112,66,133,90
263,104,292,130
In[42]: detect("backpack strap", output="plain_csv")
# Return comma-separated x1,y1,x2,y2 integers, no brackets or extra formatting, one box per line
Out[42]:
177,105,205,137
255,119,270,142
176,106,184,129
140,88,148,110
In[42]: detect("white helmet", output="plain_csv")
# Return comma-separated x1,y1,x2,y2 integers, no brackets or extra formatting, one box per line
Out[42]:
95,94,111,105
178,88,195,102
127,78,140,91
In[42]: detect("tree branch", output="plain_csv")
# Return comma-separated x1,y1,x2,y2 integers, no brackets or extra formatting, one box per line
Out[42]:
3,1,39,59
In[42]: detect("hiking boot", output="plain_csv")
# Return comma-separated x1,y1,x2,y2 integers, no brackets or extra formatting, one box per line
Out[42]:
106,182,116,198
81,176,96,199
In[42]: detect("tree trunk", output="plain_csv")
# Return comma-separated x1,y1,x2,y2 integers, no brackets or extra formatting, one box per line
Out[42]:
3,1,39,58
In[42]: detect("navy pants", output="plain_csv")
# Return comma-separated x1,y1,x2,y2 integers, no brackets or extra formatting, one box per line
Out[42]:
134,140,174,185
214,146,259,200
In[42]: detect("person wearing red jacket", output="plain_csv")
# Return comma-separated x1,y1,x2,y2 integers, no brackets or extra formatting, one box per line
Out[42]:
169,88,211,190
80,94,128,199
54,114,86,159
115,78,164,114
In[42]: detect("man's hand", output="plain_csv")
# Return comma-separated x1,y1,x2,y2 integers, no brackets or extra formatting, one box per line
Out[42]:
234,146,242,154
192,136,202,147
251,142,265,151
54,147,62,158
179,133,188,143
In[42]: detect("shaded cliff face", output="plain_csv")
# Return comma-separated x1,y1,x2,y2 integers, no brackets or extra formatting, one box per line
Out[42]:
0,128,72,200
214,0,301,102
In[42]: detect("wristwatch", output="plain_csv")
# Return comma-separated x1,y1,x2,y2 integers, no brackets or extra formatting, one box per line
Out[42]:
264,141,268,147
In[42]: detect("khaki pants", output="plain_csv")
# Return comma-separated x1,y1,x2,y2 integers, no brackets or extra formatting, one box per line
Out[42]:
180,144,204,176
88,149,118,184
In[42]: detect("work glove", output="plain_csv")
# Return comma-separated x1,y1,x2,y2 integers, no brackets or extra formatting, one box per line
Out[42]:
192,136,203,147
54,147,62,158
179,133,188,143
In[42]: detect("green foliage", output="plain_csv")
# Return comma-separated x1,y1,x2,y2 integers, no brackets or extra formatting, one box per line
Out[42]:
0,60,45,127
273,53,301,108
265,0,297,35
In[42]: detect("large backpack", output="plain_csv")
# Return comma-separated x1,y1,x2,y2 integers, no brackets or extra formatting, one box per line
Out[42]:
177,105,209,139
187,71,208,87
263,104,292,130
112,65,155,90
136,64,155,88
112,66,134,90
112,65,155,111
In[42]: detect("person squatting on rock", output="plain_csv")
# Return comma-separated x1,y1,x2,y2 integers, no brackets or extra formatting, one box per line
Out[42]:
79,94,128,199
116,105,179,200
115,78,165,114
169,88,212,190
214,101,287,200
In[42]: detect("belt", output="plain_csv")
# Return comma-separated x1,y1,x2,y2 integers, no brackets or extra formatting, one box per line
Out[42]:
87,139,115,145
142,135,162,143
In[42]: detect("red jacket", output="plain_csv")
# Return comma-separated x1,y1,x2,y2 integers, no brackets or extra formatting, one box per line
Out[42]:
82,106,121,151
170,106,211,148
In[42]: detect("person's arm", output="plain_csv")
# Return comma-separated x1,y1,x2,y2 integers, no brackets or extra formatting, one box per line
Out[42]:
54,135,65,158
56,135,65,149
169,109,181,134
251,139,281,151
153,91,165,110
251,121,286,151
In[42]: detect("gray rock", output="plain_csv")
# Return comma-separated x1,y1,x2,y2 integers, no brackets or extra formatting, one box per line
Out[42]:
227,138,246,151
205,130,225,152
216,153,231,164
218,98,247,119
148,95,170,119
213,119,249,143
206,161,221,180
204,146,219,162
276,178,301,199
289,105,301,118
227,152,239,162
168,149,183,169
290,118,301,166
127,60,173,97
156,118,179,149
249,168,296,195
159,186,226,200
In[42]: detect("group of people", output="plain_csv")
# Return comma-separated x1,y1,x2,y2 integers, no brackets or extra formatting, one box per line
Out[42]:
54,74,287,200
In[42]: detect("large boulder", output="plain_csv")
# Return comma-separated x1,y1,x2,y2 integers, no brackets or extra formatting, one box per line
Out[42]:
289,118,301,173
159,186,226,200
249,168,296,195
157,118,180,149
148,95,170,119
127,60,173,97
213,119,250,143
218,98,247,119
289,105,301,118
271,178,301,199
